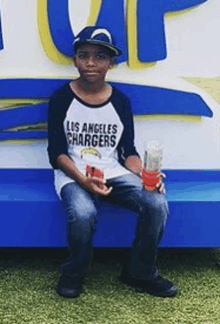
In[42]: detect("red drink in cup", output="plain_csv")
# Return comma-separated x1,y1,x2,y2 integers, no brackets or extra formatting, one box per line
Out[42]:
142,140,163,191
142,169,162,191
86,164,104,189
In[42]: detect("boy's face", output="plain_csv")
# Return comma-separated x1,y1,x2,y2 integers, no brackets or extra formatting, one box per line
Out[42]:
73,44,114,84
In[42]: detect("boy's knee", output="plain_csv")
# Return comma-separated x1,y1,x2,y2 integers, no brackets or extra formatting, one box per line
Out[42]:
141,191,168,215
68,202,97,225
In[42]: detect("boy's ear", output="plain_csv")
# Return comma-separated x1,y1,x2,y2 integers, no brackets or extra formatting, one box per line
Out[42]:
109,58,115,69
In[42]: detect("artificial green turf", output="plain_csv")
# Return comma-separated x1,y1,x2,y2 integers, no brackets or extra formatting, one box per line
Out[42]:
1,248,220,324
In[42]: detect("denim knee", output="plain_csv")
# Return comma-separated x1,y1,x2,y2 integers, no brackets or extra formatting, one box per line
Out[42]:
140,190,168,226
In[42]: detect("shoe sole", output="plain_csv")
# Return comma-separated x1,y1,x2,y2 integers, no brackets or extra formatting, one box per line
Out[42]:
119,276,178,298
57,287,82,298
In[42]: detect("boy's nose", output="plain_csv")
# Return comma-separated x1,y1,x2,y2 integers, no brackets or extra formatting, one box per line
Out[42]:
86,56,96,65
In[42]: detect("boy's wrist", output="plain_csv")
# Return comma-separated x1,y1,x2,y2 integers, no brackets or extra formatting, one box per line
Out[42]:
75,173,87,186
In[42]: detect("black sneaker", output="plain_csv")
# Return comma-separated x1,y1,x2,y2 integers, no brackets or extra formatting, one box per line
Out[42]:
57,275,83,298
119,268,178,298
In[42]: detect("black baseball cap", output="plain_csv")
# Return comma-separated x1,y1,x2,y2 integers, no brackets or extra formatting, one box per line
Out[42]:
73,26,122,57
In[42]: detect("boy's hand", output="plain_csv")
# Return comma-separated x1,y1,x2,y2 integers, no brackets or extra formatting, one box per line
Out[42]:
81,175,112,196
155,172,166,194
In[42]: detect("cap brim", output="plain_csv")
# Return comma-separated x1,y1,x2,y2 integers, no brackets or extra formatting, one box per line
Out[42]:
74,39,122,56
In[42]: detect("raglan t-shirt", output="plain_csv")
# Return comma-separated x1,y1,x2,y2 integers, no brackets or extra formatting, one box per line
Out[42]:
47,82,139,197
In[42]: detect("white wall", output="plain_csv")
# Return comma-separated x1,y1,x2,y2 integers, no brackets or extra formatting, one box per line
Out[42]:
0,0,220,169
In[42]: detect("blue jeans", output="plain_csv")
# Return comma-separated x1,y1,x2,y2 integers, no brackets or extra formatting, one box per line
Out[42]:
60,173,168,280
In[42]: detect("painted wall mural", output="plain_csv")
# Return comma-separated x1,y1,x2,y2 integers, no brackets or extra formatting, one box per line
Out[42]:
0,0,219,169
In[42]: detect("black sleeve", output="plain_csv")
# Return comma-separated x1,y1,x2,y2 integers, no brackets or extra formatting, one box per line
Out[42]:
47,86,73,169
111,88,140,166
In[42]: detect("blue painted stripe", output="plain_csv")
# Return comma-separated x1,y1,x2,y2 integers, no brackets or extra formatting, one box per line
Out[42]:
0,79,213,117
137,0,166,61
0,168,219,183
163,169,220,182
0,103,47,131
163,0,208,12
0,79,68,98
0,15,3,50
0,131,47,141
96,0,127,64
47,0,74,56
110,81,213,117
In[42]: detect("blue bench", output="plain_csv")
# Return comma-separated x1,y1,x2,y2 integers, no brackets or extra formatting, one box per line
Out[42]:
0,169,220,247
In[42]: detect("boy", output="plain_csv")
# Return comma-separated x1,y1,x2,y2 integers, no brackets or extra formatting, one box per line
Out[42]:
47,26,178,298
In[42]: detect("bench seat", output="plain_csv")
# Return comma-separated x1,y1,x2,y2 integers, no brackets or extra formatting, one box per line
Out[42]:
0,169,220,247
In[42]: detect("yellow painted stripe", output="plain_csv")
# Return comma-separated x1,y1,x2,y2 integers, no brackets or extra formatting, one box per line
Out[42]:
37,0,72,65
0,139,47,145
87,0,102,25
0,99,46,106
134,114,202,122
127,0,156,69
7,124,47,132
165,5,197,18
